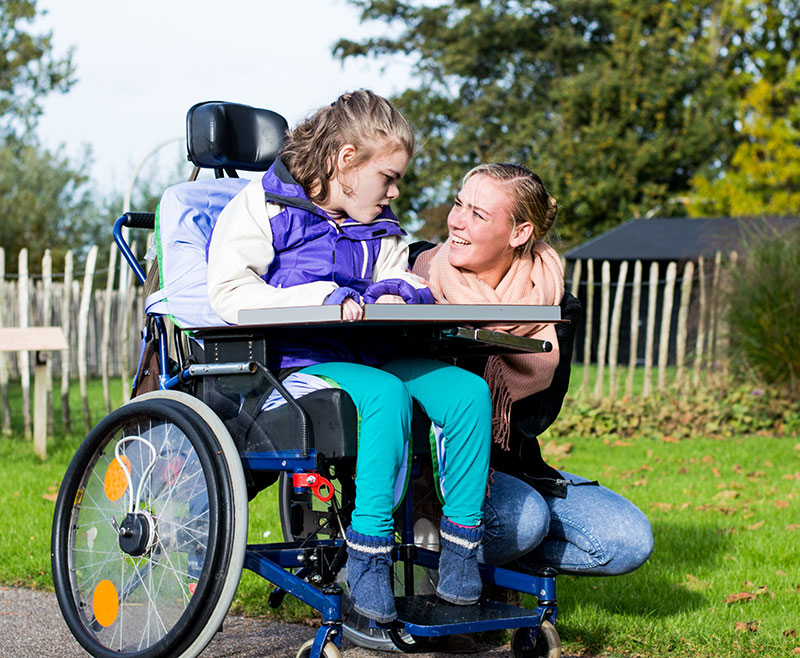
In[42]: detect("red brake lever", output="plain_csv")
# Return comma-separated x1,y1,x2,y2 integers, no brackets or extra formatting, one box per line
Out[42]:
292,472,334,502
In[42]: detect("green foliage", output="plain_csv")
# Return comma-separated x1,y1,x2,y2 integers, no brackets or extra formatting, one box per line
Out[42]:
724,227,800,395
335,1,798,243
0,0,75,139
553,382,800,441
0,137,106,274
691,68,800,216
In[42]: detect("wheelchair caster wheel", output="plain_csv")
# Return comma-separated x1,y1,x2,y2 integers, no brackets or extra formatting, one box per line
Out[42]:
295,638,341,658
511,621,561,658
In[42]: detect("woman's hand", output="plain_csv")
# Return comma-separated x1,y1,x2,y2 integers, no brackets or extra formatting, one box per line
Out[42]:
342,298,364,320
374,294,406,304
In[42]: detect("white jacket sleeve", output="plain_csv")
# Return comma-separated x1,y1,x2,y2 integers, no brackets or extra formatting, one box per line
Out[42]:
373,236,430,289
207,178,337,324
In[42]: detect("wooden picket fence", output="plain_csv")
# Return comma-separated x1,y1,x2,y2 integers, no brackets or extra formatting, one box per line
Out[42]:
0,244,145,438
0,243,736,444
565,251,736,400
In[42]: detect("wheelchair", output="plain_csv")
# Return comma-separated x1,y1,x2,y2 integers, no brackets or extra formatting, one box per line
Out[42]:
51,101,565,658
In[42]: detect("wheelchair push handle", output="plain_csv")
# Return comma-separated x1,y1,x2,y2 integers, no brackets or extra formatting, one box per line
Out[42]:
122,212,156,230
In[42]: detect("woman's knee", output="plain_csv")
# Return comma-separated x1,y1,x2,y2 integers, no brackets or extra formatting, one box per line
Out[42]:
481,473,551,564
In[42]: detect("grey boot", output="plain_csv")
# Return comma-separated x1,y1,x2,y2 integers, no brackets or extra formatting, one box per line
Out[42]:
436,517,483,605
345,526,396,623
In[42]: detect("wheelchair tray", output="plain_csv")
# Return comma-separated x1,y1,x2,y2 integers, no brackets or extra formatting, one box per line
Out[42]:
194,304,562,358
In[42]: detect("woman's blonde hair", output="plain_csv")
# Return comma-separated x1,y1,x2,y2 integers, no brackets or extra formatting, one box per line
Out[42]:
281,89,414,205
463,163,557,254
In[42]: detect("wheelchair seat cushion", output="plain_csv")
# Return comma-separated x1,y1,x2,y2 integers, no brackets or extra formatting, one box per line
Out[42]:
246,388,358,458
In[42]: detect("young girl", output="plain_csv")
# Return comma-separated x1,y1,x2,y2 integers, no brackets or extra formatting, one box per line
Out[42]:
206,90,491,623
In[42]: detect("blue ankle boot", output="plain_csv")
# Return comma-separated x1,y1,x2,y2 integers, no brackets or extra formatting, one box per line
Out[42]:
345,526,396,623
437,517,483,605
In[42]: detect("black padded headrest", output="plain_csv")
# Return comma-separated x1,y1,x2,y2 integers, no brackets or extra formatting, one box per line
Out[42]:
186,101,289,172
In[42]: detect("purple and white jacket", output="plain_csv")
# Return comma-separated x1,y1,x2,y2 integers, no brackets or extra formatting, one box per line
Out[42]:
207,158,433,367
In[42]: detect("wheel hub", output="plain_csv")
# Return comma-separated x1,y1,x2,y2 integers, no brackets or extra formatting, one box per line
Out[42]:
118,511,156,557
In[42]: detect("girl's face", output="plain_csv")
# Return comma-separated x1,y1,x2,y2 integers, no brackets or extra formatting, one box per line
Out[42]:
327,143,410,224
446,174,533,288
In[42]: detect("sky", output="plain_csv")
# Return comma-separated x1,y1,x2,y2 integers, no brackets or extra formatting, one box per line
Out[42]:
34,0,414,196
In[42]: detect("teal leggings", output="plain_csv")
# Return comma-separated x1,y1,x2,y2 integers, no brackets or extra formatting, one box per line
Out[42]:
300,358,492,537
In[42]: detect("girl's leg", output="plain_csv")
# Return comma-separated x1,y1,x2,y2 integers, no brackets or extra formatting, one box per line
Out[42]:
517,471,653,576
300,362,412,537
380,357,492,526
381,357,492,605
300,362,412,623
480,471,551,565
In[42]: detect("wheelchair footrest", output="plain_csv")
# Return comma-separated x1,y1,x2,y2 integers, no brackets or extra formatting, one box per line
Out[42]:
394,595,540,637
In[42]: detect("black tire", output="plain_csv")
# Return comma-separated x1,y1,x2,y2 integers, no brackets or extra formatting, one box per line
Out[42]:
511,621,562,658
52,393,247,658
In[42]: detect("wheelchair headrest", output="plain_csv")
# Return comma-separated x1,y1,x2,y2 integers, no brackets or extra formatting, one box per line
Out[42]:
186,101,289,172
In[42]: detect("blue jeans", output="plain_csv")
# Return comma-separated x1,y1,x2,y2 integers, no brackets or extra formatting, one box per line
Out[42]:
480,471,653,576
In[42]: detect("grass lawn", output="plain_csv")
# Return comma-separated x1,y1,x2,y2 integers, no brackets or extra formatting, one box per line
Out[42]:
0,377,798,657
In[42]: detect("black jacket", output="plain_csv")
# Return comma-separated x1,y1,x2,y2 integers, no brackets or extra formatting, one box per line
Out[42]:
409,241,581,498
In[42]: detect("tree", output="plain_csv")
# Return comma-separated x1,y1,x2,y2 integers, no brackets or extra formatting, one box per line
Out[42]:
0,0,75,139
0,139,103,274
690,4,800,216
335,1,789,243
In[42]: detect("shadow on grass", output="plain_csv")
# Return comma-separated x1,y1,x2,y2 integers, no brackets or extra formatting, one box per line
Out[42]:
543,519,731,653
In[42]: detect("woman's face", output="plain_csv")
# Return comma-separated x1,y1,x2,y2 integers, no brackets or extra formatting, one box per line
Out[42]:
446,174,532,288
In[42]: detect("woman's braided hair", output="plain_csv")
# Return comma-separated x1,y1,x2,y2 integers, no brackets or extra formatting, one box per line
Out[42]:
463,163,557,255
281,89,414,204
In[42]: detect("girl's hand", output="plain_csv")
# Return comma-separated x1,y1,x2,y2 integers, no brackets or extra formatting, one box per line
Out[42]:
374,294,406,304
342,298,364,320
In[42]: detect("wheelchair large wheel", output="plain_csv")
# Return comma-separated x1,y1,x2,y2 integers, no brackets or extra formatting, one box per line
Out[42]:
52,391,248,658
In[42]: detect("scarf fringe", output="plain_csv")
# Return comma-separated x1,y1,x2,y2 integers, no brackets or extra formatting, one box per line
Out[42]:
486,358,513,450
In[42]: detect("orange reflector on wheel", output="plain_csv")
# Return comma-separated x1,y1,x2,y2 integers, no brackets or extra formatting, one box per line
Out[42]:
92,579,119,627
104,456,131,502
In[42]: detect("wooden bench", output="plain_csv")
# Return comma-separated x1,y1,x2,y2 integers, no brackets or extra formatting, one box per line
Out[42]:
0,327,68,458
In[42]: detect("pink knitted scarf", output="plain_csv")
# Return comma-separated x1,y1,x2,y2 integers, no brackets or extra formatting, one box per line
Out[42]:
413,242,564,449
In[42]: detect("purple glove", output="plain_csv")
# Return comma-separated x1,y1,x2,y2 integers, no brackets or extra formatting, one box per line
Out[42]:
363,279,435,305
324,287,362,305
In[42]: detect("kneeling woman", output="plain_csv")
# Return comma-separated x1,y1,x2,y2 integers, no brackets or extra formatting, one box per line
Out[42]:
413,163,654,576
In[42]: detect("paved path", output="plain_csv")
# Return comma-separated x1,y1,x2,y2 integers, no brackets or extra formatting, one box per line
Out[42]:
0,587,543,658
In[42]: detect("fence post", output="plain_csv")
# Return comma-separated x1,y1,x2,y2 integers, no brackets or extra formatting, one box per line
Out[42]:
78,246,99,433
0,248,9,436
18,248,32,437
101,245,117,414
657,262,677,392
569,259,582,299
676,260,695,388
693,255,707,386
60,251,74,434
626,260,642,398
608,260,628,399
580,259,594,398
643,261,659,398
708,251,722,378
593,261,611,399
43,250,55,435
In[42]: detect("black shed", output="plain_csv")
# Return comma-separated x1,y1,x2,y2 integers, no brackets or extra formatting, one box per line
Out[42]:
562,216,799,365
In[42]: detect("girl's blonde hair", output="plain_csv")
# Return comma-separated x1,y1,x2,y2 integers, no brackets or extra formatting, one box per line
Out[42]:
463,163,558,254
281,89,414,204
